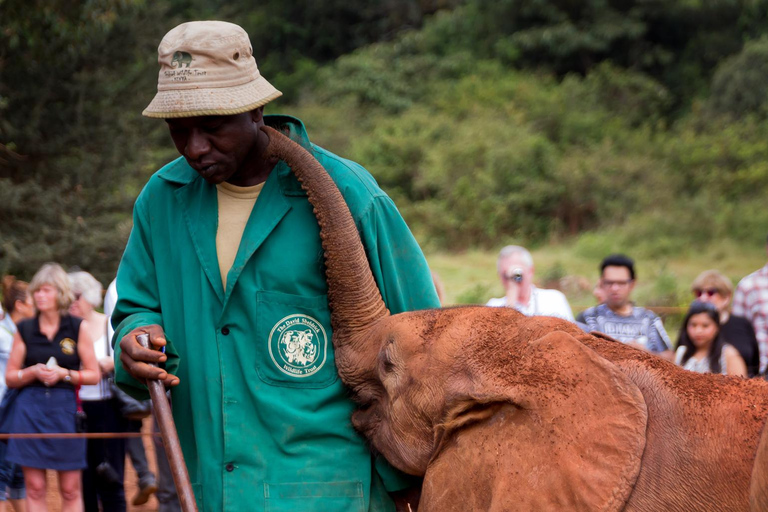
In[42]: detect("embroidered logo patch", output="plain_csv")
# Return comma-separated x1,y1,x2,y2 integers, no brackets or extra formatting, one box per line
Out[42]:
171,51,192,68
59,338,76,356
269,314,327,378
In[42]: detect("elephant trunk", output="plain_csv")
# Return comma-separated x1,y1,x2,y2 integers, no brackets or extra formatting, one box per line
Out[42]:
261,126,388,347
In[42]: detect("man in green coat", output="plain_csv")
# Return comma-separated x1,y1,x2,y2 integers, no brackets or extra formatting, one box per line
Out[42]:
113,20,439,512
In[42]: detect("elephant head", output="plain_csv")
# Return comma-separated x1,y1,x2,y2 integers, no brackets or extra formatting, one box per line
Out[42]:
261,126,652,511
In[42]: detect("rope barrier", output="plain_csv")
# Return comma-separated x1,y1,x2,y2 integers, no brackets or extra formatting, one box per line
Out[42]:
0,432,162,440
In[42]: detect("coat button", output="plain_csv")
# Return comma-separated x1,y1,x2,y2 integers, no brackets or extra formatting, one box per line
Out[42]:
221,327,230,335
225,463,234,472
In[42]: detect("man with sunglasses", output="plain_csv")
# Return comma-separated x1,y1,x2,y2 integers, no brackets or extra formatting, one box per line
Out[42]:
733,234,768,376
579,254,673,360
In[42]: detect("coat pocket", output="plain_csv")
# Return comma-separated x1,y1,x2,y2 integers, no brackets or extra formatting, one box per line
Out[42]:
255,290,338,388
264,481,365,512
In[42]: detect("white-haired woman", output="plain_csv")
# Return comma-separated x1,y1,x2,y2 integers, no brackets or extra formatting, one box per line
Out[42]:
69,271,127,512
5,263,100,512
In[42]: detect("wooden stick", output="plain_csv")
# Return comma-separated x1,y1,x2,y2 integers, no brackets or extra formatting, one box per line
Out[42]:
137,333,198,512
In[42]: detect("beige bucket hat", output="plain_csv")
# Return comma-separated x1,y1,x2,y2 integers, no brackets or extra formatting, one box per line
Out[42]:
143,21,282,118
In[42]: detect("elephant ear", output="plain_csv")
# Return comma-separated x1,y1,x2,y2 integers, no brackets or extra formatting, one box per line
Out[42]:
420,331,647,512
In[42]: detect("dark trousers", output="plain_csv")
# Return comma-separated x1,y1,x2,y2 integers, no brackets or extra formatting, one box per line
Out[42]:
82,399,126,512
0,440,24,500
125,419,155,486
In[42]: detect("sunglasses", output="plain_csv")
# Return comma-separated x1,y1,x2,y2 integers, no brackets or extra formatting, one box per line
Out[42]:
693,288,719,298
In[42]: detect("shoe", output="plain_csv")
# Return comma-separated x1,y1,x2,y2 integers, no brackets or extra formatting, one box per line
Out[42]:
95,461,121,488
132,482,158,506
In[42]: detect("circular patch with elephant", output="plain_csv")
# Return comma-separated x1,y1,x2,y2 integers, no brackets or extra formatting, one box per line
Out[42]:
269,314,328,378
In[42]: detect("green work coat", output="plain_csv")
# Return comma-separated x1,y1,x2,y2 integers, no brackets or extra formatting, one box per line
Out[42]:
112,115,440,512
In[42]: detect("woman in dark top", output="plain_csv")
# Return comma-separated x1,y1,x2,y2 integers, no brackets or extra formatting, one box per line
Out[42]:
691,269,761,377
5,263,100,512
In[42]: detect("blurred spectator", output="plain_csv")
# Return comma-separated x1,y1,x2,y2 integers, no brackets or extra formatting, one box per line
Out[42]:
5,263,100,511
69,271,127,511
0,276,33,511
675,301,747,376
575,282,606,324
1,277,34,402
733,234,768,375
691,270,760,377
486,246,574,321
580,254,673,360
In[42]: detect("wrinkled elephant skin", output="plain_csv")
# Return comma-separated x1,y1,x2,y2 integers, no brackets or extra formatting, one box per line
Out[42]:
261,126,768,512
357,308,768,512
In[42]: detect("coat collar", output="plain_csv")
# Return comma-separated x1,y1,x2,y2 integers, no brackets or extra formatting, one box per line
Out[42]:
161,114,311,302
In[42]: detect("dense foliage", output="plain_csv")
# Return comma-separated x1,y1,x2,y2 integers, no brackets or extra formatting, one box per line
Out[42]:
288,0,768,255
0,0,452,283
2,0,768,285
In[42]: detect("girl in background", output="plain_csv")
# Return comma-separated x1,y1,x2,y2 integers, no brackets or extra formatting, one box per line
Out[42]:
690,269,760,377
675,300,747,377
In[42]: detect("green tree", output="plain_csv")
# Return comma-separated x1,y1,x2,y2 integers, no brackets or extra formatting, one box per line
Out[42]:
0,0,166,284
707,37,768,120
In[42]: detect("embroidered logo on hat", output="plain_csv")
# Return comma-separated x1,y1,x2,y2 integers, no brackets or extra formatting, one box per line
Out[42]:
171,51,192,68
143,21,282,118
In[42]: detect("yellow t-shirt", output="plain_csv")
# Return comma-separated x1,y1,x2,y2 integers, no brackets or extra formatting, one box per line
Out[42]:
216,181,264,288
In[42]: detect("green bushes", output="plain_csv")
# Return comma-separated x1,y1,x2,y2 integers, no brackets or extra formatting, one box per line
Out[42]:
708,37,768,120
289,40,768,256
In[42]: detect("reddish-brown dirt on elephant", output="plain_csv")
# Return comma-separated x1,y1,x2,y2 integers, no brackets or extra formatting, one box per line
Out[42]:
262,125,768,512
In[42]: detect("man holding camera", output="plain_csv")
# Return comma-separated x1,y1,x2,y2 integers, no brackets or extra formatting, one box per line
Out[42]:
486,245,575,321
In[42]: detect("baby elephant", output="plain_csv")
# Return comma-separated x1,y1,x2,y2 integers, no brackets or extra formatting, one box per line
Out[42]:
356,309,768,512
262,125,768,512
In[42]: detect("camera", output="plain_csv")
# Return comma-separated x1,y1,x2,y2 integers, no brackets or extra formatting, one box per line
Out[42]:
507,268,524,283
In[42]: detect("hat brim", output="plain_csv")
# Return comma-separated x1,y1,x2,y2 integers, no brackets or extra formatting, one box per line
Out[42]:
142,76,282,118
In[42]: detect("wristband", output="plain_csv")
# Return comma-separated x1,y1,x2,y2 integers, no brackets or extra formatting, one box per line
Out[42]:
64,370,72,383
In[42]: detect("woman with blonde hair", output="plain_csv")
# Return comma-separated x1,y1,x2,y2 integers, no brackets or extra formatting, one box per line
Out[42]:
5,263,100,512
691,269,760,377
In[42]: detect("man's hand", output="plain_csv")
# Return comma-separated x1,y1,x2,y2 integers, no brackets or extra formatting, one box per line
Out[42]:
504,280,521,308
119,324,180,387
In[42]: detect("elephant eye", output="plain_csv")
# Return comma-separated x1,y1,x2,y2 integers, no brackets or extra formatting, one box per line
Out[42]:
379,349,396,375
